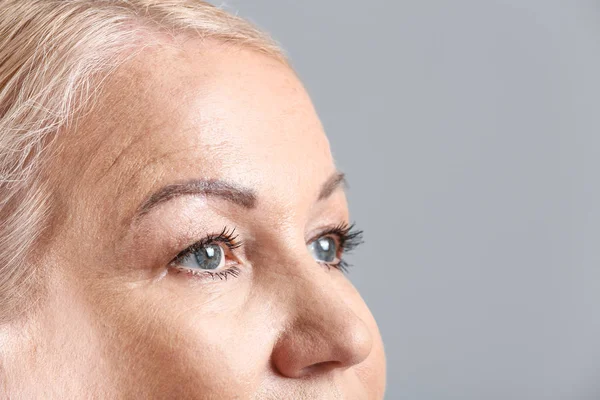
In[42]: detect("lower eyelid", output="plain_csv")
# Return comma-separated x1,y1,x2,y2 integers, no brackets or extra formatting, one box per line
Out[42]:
170,265,242,282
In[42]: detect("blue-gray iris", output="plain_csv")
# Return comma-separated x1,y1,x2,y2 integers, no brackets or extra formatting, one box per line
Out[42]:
194,244,222,270
312,237,337,263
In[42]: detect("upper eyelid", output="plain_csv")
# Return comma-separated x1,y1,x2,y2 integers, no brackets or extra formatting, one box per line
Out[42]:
306,223,352,244
309,231,345,246
172,231,240,262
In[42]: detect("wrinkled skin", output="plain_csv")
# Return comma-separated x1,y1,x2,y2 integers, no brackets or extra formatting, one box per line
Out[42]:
0,38,386,399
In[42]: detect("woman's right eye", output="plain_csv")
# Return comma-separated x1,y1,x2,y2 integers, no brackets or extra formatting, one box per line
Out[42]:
176,243,226,271
169,227,243,279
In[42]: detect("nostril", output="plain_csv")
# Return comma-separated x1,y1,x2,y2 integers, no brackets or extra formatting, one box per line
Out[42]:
298,360,343,377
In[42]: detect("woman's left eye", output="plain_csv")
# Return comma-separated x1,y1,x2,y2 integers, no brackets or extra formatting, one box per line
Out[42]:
308,235,339,264
306,222,364,272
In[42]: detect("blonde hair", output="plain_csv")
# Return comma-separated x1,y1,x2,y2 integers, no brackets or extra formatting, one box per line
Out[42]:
0,0,285,323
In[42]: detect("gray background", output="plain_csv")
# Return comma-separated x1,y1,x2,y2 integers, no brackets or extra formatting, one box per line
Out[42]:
212,1,600,399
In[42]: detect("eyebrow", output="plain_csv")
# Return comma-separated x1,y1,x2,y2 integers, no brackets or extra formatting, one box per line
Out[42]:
318,171,347,200
133,171,346,221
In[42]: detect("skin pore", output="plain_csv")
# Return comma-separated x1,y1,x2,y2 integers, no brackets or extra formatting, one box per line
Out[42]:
0,37,386,398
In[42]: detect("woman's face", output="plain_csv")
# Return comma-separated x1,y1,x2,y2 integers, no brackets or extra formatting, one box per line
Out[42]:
4,39,385,398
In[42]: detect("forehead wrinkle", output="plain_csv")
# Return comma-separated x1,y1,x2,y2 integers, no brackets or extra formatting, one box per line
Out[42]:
81,55,193,187
93,128,153,185
89,100,184,187
119,114,241,187
119,140,207,187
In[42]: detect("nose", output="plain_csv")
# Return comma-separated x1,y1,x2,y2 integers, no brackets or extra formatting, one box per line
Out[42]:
270,267,374,378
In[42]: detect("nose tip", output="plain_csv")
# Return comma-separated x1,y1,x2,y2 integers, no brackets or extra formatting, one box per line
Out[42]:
339,322,374,366
271,309,374,379
297,321,373,377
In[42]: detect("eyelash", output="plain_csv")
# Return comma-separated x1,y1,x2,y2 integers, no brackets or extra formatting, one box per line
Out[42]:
169,223,364,281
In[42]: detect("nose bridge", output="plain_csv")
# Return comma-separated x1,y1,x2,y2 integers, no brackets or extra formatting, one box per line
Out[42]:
269,249,374,378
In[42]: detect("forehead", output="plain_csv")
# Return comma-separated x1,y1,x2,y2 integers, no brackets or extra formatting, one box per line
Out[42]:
56,38,335,224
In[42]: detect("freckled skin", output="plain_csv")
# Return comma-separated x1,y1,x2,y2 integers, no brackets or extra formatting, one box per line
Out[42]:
0,38,386,399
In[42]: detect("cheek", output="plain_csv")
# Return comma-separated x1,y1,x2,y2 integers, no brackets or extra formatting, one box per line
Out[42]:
96,284,275,397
